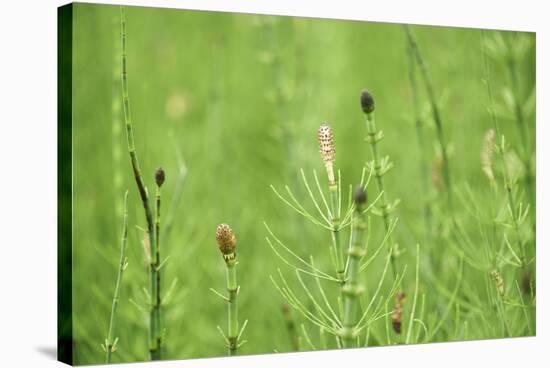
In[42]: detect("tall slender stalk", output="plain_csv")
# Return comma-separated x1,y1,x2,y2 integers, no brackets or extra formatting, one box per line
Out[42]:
153,167,165,358
226,261,238,355
215,224,245,355
318,124,345,283
404,25,454,216
341,186,368,347
104,190,129,363
119,6,161,360
360,90,398,278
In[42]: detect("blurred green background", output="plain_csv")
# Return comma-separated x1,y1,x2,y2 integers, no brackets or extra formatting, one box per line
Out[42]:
70,3,535,365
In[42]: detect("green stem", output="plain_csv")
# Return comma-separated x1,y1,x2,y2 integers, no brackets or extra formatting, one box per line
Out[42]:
153,185,162,359
226,260,239,355
119,6,160,360
105,191,129,363
328,182,345,283
405,25,454,216
364,112,397,278
341,202,367,347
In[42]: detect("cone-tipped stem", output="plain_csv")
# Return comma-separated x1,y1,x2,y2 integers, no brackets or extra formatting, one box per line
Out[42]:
155,167,165,187
153,168,164,358
318,123,336,186
318,123,335,165
360,88,399,278
216,223,237,263
360,89,375,114
216,223,242,355
317,123,345,282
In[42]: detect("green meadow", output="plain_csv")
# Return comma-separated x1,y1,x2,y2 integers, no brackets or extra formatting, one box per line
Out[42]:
68,3,535,364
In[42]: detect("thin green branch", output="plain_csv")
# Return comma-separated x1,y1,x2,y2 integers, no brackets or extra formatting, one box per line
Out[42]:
405,244,420,344
104,191,129,363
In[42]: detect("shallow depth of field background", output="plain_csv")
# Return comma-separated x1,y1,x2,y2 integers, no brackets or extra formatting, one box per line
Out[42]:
70,3,536,365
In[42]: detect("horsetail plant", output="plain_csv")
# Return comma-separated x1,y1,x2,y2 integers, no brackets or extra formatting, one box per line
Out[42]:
360,89,400,278
213,224,248,355
103,191,129,363
318,123,345,283
267,120,404,348
120,6,162,360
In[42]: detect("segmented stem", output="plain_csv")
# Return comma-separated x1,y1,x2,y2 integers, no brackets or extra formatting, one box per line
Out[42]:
153,184,162,358
328,178,345,283
119,6,161,360
405,25,454,216
341,197,367,347
105,191,129,363
226,260,239,355
364,111,397,278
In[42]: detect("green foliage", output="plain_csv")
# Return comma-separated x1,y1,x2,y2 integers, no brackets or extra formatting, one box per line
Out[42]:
70,3,535,364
